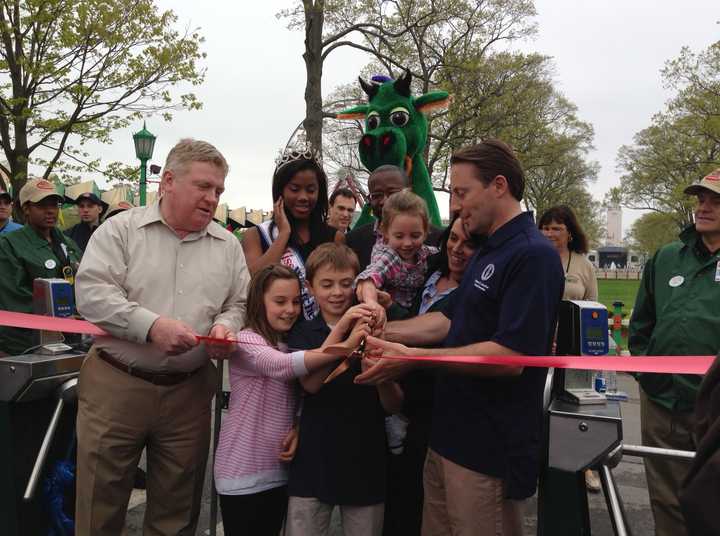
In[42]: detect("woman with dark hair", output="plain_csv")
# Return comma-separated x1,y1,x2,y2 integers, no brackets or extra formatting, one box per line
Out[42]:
243,151,343,319
539,205,600,492
538,205,597,303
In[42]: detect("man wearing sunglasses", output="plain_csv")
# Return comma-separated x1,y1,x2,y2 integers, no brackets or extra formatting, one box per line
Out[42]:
0,178,82,355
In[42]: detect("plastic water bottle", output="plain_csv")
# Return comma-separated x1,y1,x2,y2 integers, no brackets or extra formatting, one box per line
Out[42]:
605,370,618,393
594,371,607,393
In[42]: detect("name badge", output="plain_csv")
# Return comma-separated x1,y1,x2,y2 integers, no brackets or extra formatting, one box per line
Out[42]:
45,259,56,269
715,261,720,282
668,275,684,288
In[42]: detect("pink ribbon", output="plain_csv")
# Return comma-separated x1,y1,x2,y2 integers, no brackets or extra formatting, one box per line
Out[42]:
0,310,715,374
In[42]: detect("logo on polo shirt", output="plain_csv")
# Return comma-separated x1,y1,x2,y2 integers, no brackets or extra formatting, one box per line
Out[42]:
474,263,495,292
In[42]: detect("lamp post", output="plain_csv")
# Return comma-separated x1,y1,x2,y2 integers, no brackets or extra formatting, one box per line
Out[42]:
132,122,156,206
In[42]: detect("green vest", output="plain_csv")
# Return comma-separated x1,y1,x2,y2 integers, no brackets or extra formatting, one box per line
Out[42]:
629,225,720,411
0,226,82,355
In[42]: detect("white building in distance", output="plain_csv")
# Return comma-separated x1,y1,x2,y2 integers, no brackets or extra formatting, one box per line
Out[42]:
606,204,623,246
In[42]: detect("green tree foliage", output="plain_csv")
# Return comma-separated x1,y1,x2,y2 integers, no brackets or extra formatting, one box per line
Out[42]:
617,41,720,226
626,212,682,260
322,47,600,238
279,0,536,152
0,0,205,209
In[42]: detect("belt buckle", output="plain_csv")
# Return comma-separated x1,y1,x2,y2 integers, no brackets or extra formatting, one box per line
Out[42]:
150,371,168,385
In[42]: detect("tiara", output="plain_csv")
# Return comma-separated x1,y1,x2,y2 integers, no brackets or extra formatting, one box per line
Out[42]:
274,144,322,171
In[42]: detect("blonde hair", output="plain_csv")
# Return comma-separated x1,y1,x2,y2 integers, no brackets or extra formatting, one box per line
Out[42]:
163,138,229,178
380,190,430,233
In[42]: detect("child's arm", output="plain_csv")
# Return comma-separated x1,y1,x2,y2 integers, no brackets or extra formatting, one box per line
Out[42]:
321,304,375,348
377,381,404,414
300,314,372,394
278,424,299,462
237,331,353,380
355,245,402,306
362,356,404,413
299,363,337,394
356,279,379,306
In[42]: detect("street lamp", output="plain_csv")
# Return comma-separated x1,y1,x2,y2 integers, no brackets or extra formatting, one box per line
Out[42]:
132,121,156,206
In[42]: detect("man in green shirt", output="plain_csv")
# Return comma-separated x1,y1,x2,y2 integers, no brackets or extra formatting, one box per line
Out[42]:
0,178,82,356
629,168,720,536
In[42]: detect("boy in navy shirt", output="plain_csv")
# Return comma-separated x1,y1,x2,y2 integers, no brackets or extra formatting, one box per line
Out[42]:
358,140,564,536
286,243,402,536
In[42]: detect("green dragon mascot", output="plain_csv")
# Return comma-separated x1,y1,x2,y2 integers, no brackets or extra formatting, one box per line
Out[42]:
337,70,450,228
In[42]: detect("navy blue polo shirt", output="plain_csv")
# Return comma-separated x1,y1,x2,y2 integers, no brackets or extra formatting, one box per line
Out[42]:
430,212,564,499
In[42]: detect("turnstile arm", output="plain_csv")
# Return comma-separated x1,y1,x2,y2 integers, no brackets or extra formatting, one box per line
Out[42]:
23,378,77,501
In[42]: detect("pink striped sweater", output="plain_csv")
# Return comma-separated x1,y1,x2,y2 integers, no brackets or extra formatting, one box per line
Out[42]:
214,329,307,495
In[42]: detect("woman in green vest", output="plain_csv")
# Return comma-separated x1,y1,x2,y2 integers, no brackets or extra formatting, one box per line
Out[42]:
0,178,82,356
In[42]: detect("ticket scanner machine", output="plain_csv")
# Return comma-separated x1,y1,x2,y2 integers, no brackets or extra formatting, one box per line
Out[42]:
537,300,625,535
555,300,609,404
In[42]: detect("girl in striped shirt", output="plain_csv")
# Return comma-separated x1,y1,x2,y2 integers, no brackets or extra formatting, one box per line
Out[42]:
214,264,370,536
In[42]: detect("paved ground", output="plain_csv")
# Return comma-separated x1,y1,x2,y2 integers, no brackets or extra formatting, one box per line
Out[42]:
126,373,670,535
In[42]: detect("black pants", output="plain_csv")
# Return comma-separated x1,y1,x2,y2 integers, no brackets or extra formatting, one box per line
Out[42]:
382,419,431,536
219,486,288,536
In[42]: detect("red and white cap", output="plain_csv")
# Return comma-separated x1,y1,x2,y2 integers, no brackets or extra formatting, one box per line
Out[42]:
18,178,62,206
684,168,720,196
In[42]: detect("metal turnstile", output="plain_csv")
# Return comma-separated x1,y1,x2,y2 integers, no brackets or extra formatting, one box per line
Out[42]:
0,352,84,536
538,399,624,535
537,396,695,536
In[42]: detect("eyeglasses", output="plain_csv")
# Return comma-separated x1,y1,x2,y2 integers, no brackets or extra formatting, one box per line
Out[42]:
368,188,405,202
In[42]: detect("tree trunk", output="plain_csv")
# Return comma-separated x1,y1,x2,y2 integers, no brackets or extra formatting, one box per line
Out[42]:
303,1,325,155
9,109,29,222
9,152,29,223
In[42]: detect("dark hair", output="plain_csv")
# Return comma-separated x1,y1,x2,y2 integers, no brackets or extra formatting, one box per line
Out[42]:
245,264,301,347
271,158,329,248
368,165,410,187
538,205,589,254
329,187,356,206
305,243,360,284
429,216,484,277
450,139,525,201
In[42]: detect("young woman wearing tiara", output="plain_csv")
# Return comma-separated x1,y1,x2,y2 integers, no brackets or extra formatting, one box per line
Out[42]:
242,148,342,319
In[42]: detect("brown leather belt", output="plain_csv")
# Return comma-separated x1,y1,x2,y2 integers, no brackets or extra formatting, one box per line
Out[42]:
97,349,200,386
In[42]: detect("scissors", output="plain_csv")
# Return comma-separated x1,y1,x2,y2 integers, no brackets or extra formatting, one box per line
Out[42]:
323,336,367,384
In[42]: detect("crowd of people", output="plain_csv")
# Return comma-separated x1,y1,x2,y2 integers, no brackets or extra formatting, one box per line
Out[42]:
0,137,718,536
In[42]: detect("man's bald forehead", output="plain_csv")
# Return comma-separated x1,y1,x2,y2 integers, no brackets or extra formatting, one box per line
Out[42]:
368,165,409,187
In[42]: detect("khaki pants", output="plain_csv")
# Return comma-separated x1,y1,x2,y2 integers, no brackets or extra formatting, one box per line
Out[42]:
421,449,525,536
640,390,696,536
75,350,217,536
286,496,384,536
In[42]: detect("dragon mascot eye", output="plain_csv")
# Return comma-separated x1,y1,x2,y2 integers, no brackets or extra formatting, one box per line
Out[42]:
336,69,450,229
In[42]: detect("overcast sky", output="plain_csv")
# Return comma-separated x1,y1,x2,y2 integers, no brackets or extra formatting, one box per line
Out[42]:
78,0,719,233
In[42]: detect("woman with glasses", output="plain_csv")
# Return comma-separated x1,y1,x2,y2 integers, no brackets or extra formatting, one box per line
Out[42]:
242,149,342,320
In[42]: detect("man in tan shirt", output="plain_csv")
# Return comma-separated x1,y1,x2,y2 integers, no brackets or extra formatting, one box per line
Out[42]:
74,139,249,535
